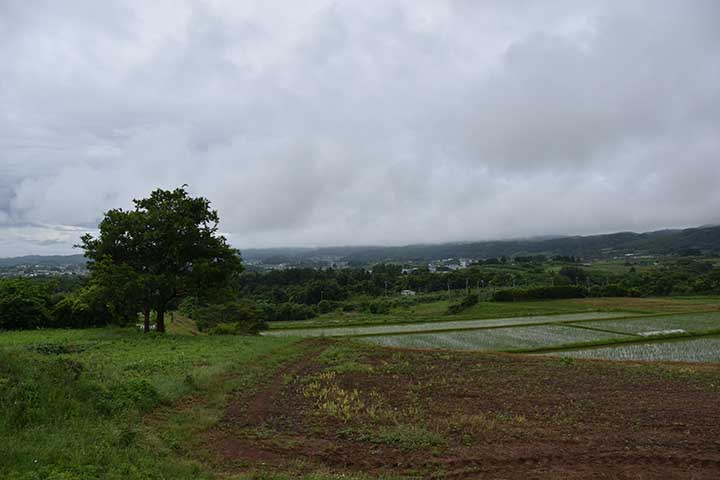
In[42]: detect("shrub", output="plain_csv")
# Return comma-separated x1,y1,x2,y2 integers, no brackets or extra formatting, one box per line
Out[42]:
492,286,587,302
0,279,55,330
368,301,390,314
589,284,642,298
317,299,334,314
447,293,479,314
341,303,358,312
206,319,268,336
193,301,267,334
51,287,115,328
261,302,318,322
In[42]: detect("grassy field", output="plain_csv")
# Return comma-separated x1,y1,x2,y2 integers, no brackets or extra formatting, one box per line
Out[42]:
269,296,720,330
265,298,720,363
0,328,300,480
3,297,720,478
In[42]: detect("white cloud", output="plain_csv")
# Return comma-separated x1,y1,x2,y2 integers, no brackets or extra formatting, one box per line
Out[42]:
0,0,718,255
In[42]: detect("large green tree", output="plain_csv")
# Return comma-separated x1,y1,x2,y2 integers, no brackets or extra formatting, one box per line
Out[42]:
81,186,243,332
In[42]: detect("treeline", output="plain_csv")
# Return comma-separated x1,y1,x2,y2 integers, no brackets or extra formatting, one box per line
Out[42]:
3,257,720,330
0,277,110,330
490,285,640,302
236,260,720,304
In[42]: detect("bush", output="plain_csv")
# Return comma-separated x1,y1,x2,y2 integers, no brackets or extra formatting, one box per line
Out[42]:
491,290,515,302
317,299,334,314
208,322,259,335
51,287,115,328
0,278,53,330
367,301,391,314
447,293,479,314
590,284,642,298
341,303,358,313
260,302,317,322
492,286,587,302
193,302,267,334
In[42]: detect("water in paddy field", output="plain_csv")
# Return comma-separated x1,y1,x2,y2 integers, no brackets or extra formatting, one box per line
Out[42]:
543,336,720,363
264,312,631,337
363,324,633,351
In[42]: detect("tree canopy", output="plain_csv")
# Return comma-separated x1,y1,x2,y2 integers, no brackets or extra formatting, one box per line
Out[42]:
80,186,242,332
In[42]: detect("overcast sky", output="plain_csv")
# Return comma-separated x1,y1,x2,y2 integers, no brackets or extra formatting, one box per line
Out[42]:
1,0,719,256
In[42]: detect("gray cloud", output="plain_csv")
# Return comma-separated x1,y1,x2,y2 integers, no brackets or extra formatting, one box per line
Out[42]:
0,0,719,256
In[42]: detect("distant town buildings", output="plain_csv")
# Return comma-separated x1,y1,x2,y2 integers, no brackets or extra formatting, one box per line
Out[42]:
0,262,87,278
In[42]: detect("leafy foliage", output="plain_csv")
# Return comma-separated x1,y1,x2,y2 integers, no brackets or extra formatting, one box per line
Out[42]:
0,279,53,330
193,301,267,334
492,286,587,302
447,293,479,314
80,186,243,332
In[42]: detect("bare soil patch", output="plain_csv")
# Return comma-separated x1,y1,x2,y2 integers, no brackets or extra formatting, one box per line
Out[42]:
568,297,720,313
203,340,720,479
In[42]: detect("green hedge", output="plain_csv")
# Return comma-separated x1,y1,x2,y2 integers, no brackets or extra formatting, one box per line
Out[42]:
446,293,479,314
492,286,587,302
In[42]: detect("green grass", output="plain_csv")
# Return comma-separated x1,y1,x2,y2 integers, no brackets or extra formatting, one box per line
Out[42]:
269,299,607,330
340,424,445,450
3,297,720,478
0,327,299,480
269,296,720,331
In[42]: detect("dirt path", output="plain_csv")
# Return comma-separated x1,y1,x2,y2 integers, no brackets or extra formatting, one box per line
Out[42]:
221,339,329,427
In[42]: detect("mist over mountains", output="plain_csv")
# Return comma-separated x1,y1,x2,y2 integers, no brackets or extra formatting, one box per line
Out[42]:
5,225,717,267
241,225,720,263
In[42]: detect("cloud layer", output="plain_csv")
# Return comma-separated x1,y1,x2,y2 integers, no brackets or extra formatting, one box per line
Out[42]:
1,0,719,256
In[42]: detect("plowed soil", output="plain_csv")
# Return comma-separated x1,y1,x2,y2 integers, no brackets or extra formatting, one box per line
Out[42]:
203,340,720,479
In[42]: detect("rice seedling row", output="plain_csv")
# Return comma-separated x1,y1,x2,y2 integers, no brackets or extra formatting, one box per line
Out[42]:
264,311,631,338
566,312,720,336
362,324,633,351
542,336,720,363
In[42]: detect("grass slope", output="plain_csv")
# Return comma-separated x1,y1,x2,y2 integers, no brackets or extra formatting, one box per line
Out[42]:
0,327,299,480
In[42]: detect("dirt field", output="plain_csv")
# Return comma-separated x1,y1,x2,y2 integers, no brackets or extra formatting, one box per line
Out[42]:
567,296,720,313
201,339,720,479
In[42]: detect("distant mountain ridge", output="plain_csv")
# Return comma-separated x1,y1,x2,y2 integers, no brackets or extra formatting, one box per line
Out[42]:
2,225,719,266
0,254,87,267
242,225,720,263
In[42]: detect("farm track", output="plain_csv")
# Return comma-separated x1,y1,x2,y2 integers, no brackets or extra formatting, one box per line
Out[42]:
222,339,330,427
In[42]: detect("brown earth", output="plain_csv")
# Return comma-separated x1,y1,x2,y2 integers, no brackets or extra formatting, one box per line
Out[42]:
567,297,720,313
202,339,720,479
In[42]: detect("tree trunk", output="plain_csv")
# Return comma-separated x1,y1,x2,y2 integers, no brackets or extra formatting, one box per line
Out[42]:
143,307,150,333
156,308,166,333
